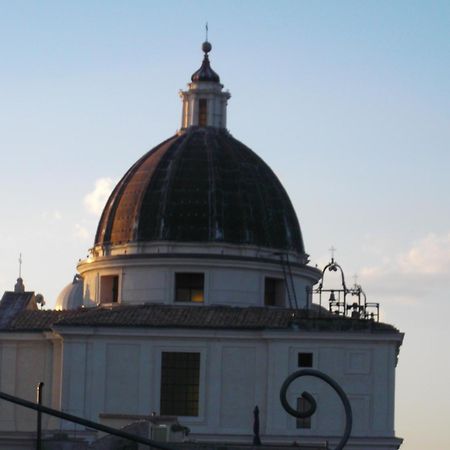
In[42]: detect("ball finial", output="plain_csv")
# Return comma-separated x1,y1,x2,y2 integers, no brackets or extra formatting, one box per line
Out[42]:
202,41,212,54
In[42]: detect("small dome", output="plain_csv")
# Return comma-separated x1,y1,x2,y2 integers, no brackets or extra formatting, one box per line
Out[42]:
95,127,305,254
56,275,83,310
191,42,220,83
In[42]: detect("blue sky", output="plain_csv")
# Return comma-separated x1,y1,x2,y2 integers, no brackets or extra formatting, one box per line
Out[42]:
0,1,449,448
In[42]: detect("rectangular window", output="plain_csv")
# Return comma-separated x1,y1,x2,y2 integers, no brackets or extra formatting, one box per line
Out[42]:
296,397,312,429
175,273,204,303
100,275,119,303
160,352,200,416
264,277,285,306
298,352,313,368
198,99,208,127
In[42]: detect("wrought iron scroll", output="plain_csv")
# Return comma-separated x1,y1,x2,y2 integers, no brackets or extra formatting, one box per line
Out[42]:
280,369,352,450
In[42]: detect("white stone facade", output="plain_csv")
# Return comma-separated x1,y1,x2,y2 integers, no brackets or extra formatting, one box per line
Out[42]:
179,81,230,129
77,242,319,309
0,324,403,450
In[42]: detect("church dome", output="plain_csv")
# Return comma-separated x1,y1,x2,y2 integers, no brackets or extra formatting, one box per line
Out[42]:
55,275,83,310
95,127,305,254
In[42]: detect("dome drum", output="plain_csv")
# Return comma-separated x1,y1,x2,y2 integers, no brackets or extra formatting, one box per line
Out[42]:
77,251,321,309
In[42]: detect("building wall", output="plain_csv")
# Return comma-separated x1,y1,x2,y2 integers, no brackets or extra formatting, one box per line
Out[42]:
56,327,402,447
0,332,57,432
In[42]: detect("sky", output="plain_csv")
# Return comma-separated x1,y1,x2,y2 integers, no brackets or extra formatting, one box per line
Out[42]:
0,1,449,448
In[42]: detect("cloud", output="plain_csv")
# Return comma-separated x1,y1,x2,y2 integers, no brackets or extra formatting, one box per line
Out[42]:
74,224,90,241
358,231,450,306
396,232,450,275
41,210,63,223
84,178,114,216
361,232,450,278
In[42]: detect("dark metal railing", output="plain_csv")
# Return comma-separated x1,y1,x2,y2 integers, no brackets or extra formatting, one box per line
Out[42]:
314,258,380,322
3,371,352,450
0,386,177,450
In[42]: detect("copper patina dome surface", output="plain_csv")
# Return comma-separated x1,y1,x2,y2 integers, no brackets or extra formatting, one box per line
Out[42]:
95,127,305,253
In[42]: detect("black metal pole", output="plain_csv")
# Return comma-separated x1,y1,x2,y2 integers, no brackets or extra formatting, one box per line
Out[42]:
36,382,44,450
0,390,174,450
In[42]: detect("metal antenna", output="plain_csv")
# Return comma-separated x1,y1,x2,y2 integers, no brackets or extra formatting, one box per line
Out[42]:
205,22,209,41
18,253,22,278
353,273,358,286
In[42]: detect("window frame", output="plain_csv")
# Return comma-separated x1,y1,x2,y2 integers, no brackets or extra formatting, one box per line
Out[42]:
298,352,314,368
157,347,206,422
264,276,285,307
198,98,208,127
99,274,120,304
296,396,313,429
174,272,205,303
160,351,200,417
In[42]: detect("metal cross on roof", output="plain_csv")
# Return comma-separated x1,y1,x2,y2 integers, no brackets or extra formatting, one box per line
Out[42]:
18,253,22,278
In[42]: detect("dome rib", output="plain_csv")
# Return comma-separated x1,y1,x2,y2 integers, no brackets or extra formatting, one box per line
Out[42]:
204,130,216,240
151,132,191,241
96,135,181,245
219,130,253,243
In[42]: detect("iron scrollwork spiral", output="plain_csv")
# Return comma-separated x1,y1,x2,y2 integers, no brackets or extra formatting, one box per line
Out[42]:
280,369,352,450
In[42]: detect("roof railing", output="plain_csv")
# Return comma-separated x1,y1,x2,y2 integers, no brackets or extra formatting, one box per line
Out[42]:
313,258,380,322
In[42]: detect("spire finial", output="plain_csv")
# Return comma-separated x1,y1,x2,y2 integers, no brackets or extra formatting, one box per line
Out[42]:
202,22,212,54
18,252,22,279
329,245,336,262
202,40,212,55
14,252,25,293
181,32,230,129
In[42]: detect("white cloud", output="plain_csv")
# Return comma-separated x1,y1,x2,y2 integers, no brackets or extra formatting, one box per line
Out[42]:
361,232,450,279
396,232,450,275
74,224,90,241
84,178,114,216
358,231,450,306
41,210,63,223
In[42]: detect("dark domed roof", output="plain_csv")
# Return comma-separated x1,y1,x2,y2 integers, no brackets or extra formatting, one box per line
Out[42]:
95,127,305,254
191,51,220,83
